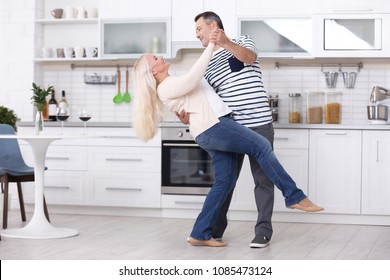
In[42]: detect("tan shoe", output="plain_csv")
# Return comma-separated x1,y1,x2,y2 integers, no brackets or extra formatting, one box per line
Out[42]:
187,236,228,247
288,197,324,212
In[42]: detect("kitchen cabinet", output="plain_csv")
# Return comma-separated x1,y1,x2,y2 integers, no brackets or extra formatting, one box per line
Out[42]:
100,19,171,59
239,17,313,58
311,0,389,14
361,130,390,215
308,129,362,214
98,0,171,18
236,0,315,16
312,14,390,58
230,129,309,212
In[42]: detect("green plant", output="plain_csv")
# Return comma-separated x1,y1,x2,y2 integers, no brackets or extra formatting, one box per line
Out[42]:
30,82,54,111
0,105,20,131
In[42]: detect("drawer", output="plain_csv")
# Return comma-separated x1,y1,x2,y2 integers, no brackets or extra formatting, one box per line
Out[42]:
20,145,88,171
22,170,87,205
162,194,206,210
88,146,161,172
88,127,161,147
274,129,309,149
88,172,161,208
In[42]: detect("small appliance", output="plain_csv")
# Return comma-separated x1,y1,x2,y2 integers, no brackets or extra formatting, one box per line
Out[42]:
367,86,390,125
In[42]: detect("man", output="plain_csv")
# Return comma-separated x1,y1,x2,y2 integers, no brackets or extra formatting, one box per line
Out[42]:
179,11,275,248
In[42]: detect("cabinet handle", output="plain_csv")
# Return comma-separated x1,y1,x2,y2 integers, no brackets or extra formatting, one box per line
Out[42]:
174,201,204,205
46,157,70,161
324,132,347,135
376,140,379,163
44,186,70,189
333,9,373,12
105,158,142,162
105,187,142,191
275,137,289,141
163,143,199,147
104,136,137,139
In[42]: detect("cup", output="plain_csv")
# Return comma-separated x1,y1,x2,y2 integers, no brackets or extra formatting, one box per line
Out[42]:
86,7,98,18
74,46,85,58
41,47,52,58
76,7,86,19
64,47,74,58
51,8,63,19
56,48,65,58
65,6,76,19
86,47,98,58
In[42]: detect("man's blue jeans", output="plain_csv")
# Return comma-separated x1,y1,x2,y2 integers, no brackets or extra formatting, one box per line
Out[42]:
190,116,306,240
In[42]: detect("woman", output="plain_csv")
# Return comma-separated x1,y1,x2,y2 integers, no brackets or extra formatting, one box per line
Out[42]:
133,36,323,247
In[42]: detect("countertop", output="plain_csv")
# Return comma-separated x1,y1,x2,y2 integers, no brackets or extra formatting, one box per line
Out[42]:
17,121,390,130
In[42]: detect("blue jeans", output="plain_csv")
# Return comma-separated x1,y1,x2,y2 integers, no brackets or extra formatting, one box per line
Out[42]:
190,116,306,240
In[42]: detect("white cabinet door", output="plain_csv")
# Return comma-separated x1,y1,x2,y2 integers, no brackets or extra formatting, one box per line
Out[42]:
309,130,362,214
362,131,390,215
98,0,171,18
236,0,314,16
204,0,237,37
171,0,204,42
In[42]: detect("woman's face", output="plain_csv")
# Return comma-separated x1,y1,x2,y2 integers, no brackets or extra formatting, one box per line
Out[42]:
145,54,170,76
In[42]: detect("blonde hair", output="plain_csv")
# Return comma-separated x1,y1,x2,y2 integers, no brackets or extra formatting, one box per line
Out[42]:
132,55,162,141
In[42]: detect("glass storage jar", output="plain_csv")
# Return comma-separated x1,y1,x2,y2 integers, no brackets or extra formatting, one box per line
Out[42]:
306,91,324,124
325,91,342,124
289,93,302,123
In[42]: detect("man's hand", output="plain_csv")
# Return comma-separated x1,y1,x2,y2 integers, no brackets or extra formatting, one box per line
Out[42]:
176,110,190,125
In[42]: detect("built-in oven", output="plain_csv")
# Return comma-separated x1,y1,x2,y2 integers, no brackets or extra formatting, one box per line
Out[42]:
161,126,215,195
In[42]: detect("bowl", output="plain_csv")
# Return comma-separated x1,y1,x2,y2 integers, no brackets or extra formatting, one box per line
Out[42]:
367,105,388,120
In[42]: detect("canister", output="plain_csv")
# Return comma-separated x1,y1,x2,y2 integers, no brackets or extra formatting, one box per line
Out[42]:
325,91,342,124
306,91,324,124
289,93,302,123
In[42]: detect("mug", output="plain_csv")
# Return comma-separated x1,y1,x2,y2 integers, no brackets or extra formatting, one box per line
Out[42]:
74,46,85,58
86,7,98,18
56,48,65,58
65,6,76,19
41,47,52,58
51,8,63,19
64,47,74,58
76,7,86,19
86,47,98,58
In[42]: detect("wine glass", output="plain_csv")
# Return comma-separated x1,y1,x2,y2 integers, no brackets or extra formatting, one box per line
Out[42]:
56,107,69,134
78,108,92,134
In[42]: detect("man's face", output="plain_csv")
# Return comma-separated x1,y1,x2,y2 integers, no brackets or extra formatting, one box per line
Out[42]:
195,17,215,47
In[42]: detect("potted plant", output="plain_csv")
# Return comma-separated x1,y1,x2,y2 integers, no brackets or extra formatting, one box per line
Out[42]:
0,105,20,132
30,82,54,134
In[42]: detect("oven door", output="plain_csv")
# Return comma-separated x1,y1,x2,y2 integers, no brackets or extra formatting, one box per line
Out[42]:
162,140,215,195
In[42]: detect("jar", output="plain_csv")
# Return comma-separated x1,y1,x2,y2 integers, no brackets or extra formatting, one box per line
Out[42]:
306,91,324,124
289,93,301,123
325,91,342,124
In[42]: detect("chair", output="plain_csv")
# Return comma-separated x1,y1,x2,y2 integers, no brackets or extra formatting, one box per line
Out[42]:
0,124,49,229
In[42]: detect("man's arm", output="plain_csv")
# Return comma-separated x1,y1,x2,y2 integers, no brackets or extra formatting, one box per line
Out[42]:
215,29,256,64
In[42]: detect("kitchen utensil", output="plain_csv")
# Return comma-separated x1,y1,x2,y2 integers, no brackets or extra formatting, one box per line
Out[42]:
370,86,390,102
367,104,388,121
113,69,123,104
323,71,338,88
123,67,131,103
342,72,357,88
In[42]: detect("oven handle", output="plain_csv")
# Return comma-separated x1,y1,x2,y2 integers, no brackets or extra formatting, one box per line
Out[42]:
162,143,199,147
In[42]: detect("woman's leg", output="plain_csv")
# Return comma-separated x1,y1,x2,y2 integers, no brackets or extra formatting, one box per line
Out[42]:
195,116,307,207
190,150,237,242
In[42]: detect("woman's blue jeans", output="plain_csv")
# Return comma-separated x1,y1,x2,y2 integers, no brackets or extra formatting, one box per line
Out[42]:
190,116,306,240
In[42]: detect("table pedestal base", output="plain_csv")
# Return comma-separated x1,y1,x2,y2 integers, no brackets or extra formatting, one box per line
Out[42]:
1,217,79,239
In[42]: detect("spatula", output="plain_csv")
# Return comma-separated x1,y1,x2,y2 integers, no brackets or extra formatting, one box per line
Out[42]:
113,69,123,104
123,67,131,103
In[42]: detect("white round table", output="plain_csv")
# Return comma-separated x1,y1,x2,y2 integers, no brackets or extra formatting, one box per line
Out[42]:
0,134,86,239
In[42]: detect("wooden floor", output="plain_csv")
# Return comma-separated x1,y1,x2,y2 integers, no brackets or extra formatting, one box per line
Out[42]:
1,211,390,260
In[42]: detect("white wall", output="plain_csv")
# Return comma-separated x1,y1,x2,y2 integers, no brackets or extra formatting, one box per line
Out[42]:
2,1,390,124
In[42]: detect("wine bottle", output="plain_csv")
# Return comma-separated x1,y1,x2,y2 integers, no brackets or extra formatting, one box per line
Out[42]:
58,90,69,112
48,90,58,121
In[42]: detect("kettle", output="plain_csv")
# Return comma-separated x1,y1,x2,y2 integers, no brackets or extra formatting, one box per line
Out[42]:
370,86,390,103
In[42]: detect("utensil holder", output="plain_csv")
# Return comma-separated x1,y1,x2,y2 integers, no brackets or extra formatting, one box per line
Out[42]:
342,72,357,88
324,71,338,88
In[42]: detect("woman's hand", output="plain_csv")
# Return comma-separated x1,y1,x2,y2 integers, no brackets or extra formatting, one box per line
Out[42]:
176,110,190,124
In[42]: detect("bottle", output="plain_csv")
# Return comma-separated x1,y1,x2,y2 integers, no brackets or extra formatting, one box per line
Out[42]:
58,90,69,114
48,90,58,121
42,99,49,120
289,93,302,123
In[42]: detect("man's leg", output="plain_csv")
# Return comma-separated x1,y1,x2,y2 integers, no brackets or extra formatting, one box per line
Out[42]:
248,123,275,248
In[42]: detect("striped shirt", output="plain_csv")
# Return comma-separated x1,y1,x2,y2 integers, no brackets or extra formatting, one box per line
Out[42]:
204,35,272,127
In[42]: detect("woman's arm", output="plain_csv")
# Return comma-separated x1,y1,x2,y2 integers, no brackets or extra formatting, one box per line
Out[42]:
159,42,215,99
